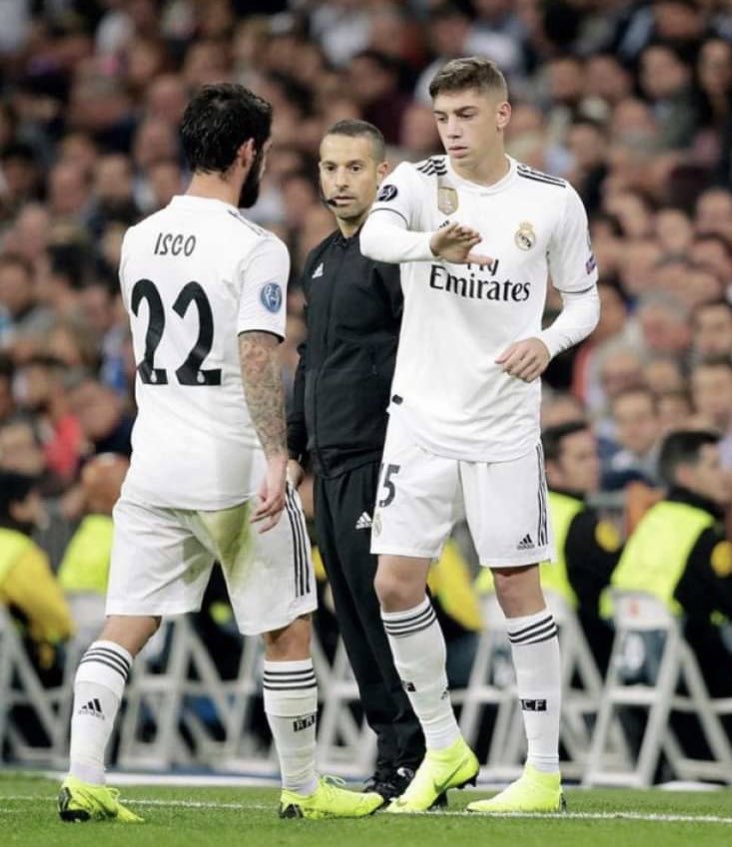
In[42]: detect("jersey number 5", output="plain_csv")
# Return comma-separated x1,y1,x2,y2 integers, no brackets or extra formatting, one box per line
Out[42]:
378,463,401,508
131,279,222,386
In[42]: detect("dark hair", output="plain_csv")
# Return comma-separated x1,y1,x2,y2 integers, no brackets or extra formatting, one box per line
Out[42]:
429,56,508,100
658,429,720,487
542,421,590,463
324,119,386,162
0,471,36,521
693,354,732,372
180,84,273,174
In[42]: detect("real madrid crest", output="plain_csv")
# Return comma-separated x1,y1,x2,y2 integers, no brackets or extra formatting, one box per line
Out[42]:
515,221,536,251
437,187,459,215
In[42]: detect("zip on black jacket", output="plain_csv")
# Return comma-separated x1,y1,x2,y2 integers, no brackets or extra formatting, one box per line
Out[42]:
287,227,402,478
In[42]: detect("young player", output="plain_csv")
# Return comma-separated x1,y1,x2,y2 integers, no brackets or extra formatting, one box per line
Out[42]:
360,57,600,813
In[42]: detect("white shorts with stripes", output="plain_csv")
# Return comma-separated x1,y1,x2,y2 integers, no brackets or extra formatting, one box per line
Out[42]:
371,416,555,567
106,484,316,635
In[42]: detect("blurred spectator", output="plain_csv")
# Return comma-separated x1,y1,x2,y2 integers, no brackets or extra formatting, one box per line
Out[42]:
657,389,693,435
643,355,685,396
690,357,732,467
638,42,698,150
0,253,52,356
541,421,619,671
692,299,732,361
14,355,82,483
66,376,133,458
0,471,74,679
607,387,662,487
695,187,732,243
347,49,411,144
58,453,129,653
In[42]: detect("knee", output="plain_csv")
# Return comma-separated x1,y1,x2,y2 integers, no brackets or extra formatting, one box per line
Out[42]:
262,615,311,661
374,568,418,611
492,566,544,618
100,615,161,657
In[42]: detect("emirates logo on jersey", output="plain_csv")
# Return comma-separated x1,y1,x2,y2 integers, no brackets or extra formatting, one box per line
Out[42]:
429,264,531,302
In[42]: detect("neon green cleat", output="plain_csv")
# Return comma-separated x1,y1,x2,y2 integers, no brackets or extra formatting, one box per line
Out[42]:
466,764,565,814
57,776,143,823
385,737,479,814
279,776,384,819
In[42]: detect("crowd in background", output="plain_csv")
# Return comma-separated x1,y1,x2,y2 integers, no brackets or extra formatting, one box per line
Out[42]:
1,0,732,667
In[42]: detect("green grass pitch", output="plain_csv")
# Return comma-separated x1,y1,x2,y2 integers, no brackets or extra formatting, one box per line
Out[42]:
2,773,732,847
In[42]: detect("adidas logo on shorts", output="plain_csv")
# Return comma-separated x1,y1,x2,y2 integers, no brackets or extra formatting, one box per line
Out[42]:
517,533,534,550
79,698,105,719
355,512,372,530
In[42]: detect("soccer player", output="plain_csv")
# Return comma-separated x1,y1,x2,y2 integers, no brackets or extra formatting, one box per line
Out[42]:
360,57,600,813
287,120,425,803
57,84,381,823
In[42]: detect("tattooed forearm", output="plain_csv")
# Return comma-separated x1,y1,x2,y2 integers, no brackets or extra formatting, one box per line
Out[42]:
239,331,287,459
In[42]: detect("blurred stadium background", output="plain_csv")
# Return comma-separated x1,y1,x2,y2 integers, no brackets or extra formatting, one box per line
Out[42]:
1,0,732,812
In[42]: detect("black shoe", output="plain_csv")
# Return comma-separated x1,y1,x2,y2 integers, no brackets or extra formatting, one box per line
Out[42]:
363,769,398,802
364,767,448,808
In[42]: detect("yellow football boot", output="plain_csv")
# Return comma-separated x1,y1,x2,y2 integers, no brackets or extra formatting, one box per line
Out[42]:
385,737,479,813
58,776,143,823
466,764,565,813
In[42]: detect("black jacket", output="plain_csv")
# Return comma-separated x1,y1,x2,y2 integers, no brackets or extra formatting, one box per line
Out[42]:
665,487,732,622
287,228,402,478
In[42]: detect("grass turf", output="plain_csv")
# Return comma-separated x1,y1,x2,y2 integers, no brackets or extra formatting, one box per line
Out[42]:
2,773,732,847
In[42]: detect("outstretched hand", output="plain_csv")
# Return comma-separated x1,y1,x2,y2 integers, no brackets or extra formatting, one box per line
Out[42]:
429,222,493,265
496,337,551,383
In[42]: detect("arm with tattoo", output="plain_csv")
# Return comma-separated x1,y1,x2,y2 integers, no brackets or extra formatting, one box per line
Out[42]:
238,330,287,459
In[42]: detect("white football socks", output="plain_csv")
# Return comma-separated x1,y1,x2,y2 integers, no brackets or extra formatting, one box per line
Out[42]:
69,640,132,785
506,609,561,773
381,596,460,751
262,659,319,795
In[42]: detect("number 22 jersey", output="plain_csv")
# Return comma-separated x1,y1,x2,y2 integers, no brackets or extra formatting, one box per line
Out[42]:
119,194,289,509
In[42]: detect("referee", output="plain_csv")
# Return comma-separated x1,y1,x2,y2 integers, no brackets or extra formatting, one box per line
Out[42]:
288,120,424,801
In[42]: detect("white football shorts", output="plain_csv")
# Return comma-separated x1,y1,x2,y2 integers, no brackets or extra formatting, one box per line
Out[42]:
106,484,316,635
371,416,555,567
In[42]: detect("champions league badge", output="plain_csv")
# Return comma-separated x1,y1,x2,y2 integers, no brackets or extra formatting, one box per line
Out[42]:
377,184,398,202
514,221,536,251
260,282,283,313
437,186,459,214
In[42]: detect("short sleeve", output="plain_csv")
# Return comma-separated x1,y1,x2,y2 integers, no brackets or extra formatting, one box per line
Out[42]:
369,162,423,229
547,186,598,293
237,236,290,338
117,229,132,311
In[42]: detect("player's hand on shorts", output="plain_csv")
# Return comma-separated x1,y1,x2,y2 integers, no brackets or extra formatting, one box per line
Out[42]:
429,222,493,266
287,459,305,489
496,337,551,382
252,453,287,533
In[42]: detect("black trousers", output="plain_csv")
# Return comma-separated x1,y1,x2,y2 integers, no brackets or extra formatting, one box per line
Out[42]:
314,462,424,772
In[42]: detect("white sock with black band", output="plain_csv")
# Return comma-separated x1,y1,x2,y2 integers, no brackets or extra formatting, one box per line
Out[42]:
262,659,319,795
69,640,132,785
381,596,460,751
506,609,561,773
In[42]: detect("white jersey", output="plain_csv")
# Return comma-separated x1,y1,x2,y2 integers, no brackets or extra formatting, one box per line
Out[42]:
369,155,598,462
119,194,289,509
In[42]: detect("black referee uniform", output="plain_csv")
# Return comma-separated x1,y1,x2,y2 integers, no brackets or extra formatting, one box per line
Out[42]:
288,227,424,787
